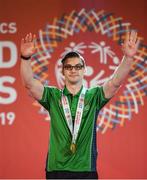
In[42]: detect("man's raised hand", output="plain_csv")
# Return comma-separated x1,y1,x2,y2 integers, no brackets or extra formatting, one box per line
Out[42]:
20,33,36,58
122,30,140,59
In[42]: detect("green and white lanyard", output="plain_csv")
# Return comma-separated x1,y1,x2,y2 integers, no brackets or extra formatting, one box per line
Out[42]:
61,87,87,153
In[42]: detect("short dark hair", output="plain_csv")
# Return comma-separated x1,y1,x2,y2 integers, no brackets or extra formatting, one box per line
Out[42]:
61,51,85,66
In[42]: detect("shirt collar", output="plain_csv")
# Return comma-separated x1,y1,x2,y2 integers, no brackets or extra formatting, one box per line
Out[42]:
63,85,83,97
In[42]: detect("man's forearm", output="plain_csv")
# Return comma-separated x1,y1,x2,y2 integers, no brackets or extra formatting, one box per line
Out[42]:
103,30,139,99
111,56,133,87
20,59,34,89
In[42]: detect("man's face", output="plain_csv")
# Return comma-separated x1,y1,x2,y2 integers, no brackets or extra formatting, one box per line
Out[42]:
62,57,85,84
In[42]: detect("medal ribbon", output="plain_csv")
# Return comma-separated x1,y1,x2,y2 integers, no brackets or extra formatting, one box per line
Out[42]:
62,87,86,144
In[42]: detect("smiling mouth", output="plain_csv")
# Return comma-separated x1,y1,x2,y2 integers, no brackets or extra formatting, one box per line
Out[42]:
69,75,79,77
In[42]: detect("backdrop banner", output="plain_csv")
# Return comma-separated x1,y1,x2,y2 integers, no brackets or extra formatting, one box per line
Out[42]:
0,0,147,179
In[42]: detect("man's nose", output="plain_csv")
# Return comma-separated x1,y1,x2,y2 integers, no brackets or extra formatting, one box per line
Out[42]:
71,67,76,72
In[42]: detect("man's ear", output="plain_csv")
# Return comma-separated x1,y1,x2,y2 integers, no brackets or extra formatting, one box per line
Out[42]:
84,66,87,75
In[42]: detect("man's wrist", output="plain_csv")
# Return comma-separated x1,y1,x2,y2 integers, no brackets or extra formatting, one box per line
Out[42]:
122,55,134,66
21,55,31,60
123,55,134,61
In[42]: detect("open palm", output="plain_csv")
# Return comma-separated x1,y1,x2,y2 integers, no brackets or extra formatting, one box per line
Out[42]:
122,30,140,58
21,33,36,57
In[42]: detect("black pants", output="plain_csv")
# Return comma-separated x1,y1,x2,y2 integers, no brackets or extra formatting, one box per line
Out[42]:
46,171,98,179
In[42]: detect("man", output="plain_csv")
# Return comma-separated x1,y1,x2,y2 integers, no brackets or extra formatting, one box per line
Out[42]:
20,31,139,179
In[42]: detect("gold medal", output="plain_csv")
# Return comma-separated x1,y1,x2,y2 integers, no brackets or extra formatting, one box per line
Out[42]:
70,143,76,153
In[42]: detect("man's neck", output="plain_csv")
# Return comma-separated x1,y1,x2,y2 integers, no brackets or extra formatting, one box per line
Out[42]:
65,82,83,95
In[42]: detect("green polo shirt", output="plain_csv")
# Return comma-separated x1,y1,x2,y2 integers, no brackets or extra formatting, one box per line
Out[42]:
38,85,110,172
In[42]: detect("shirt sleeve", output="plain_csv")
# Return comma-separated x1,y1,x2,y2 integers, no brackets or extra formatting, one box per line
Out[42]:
38,86,52,111
96,86,111,110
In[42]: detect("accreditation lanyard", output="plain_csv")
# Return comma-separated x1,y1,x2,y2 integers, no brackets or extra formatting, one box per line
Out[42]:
61,87,87,144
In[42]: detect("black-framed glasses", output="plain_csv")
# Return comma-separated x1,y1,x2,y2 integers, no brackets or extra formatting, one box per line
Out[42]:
63,64,84,71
